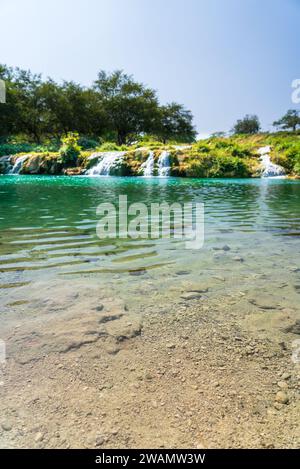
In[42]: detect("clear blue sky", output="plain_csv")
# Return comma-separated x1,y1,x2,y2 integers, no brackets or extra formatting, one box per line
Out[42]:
1,0,300,136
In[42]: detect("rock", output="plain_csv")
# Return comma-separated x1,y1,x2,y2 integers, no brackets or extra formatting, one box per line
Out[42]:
233,256,244,262
213,245,231,251
166,343,176,349
1,421,12,431
273,402,283,411
129,269,146,276
105,345,120,355
104,313,142,342
249,297,281,311
176,270,190,276
95,435,105,446
284,320,300,335
275,391,288,404
282,372,291,380
35,432,44,443
145,373,154,380
180,292,202,301
187,287,208,293
213,275,225,282
277,381,288,389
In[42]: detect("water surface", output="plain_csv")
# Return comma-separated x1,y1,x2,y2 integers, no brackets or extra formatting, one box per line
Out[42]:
0,175,299,320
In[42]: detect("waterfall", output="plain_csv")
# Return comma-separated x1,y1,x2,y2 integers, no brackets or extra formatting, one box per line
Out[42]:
9,155,28,174
86,152,125,176
141,151,155,177
157,150,171,177
258,146,286,178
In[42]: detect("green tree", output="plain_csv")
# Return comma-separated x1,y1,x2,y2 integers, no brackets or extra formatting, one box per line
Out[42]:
155,103,196,143
273,109,300,132
232,114,261,134
94,70,159,145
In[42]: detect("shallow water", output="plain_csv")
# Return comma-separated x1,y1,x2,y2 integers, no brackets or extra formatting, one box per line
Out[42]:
0,175,299,321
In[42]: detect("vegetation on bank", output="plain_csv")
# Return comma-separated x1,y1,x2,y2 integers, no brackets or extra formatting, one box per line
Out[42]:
1,63,300,177
1,131,300,178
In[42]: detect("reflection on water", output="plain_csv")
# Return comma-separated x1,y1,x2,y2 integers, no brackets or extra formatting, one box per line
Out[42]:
0,175,299,316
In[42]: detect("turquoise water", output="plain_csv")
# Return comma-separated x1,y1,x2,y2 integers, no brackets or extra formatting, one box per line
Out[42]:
0,175,300,317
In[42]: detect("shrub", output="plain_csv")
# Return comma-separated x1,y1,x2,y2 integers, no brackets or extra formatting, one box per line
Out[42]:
78,136,100,150
58,132,81,166
97,142,121,152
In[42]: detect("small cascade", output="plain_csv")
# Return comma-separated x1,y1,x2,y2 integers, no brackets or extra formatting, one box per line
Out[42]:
86,152,125,176
157,150,171,177
141,151,155,177
0,155,13,174
9,155,28,174
258,146,286,178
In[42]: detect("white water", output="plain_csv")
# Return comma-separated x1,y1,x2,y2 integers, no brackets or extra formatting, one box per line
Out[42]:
258,146,286,178
9,155,28,174
141,151,155,177
86,152,125,176
157,151,171,177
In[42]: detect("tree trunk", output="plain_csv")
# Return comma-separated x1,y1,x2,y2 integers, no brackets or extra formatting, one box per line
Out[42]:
117,131,126,146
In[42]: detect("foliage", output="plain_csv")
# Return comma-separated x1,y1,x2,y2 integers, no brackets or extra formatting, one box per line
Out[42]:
58,132,81,166
154,103,196,143
232,114,261,134
78,136,100,150
273,109,300,132
0,65,195,145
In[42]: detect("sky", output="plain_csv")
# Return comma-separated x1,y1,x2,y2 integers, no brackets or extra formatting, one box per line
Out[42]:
1,0,300,136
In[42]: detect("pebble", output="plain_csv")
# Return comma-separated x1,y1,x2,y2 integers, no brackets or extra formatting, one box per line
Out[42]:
106,345,120,355
233,256,244,262
282,372,291,380
275,391,288,404
277,381,288,389
1,421,12,432
35,432,44,443
180,292,202,301
145,373,154,380
273,402,283,411
166,343,176,349
285,320,300,335
95,435,105,446
213,275,225,282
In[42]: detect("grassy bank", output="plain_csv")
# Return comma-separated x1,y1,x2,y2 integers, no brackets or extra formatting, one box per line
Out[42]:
1,132,300,177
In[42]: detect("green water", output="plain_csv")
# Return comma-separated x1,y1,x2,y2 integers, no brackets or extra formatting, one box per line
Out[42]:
0,175,300,319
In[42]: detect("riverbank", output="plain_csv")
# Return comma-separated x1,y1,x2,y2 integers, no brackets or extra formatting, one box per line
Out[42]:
1,132,299,178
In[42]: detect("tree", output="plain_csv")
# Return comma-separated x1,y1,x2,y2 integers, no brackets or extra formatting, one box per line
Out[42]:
0,64,196,144
273,109,300,132
155,103,196,143
232,114,261,134
94,70,159,145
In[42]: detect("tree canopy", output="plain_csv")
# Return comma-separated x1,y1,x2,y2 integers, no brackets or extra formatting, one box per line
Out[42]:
232,114,261,135
0,65,196,144
273,109,300,132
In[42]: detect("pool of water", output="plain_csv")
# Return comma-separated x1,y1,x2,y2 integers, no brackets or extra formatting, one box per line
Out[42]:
0,175,299,321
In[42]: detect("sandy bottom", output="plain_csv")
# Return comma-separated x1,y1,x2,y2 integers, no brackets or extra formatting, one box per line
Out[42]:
0,273,299,449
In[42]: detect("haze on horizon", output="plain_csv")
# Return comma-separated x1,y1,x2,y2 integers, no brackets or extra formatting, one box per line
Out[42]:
1,0,299,136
